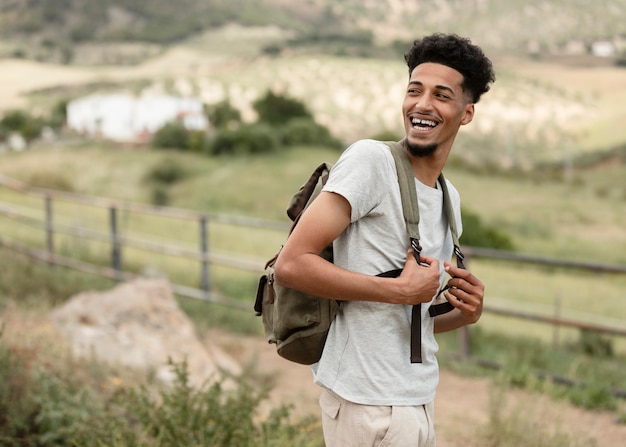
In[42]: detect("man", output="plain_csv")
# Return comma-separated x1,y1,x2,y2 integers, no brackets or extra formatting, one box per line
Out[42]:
274,33,495,446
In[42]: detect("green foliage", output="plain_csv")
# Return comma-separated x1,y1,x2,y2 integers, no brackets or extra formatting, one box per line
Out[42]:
47,99,69,130
208,123,279,155
566,381,617,412
253,91,311,126
0,110,44,143
144,158,188,185
151,122,209,153
441,326,626,414
206,100,241,129
280,117,342,149
0,335,39,443
574,329,614,358
143,157,189,205
0,340,322,447
152,121,192,150
460,207,515,250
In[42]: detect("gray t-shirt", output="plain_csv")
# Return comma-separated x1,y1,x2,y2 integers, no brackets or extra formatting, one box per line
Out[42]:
312,139,462,406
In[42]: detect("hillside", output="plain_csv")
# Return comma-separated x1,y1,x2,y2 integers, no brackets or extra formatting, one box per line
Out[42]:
1,0,626,166
1,0,625,63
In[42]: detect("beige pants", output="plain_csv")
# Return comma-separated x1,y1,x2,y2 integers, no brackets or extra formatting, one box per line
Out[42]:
319,388,436,447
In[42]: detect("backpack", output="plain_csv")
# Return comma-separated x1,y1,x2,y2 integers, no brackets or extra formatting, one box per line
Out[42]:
253,141,464,365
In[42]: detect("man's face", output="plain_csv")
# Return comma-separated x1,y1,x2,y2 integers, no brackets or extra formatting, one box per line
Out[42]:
402,62,474,157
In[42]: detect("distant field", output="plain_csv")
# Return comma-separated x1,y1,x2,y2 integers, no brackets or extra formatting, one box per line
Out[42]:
1,28,625,165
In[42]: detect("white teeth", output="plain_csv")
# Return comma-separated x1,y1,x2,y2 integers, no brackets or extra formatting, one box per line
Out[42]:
411,118,436,127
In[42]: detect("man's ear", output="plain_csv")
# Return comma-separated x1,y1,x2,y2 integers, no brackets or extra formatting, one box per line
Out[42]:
460,103,475,126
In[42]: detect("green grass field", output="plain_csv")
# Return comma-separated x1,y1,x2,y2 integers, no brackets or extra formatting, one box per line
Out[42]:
1,143,624,354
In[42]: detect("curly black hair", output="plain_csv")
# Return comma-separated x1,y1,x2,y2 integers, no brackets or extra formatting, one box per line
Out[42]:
404,33,495,103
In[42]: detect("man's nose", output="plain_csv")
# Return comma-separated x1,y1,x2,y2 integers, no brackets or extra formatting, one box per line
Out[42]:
413,94,433,111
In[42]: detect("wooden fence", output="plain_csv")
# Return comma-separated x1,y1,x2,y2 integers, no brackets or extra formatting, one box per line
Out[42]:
2,174,626,357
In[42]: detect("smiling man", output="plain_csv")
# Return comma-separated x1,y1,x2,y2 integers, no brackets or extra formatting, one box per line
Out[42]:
274,33,495,446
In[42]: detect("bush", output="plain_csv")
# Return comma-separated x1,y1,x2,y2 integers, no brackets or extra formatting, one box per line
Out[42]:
143,158,188,206
206,100,241,129
152,121,191,150
208,123,279,155
144,159,187,185
575,329,614,358
253,91,311,126
0,336,39,442
0,343,322,447
280,117,342,149
460,207,515,250
47,99,68,130
0,109,44,142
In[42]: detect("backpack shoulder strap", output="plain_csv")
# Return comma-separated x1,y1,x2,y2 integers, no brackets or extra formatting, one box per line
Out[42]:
386,141,422,262
437,172,466,270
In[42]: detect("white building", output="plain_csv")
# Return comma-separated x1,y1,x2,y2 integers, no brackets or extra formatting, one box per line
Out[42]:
66,93,208,142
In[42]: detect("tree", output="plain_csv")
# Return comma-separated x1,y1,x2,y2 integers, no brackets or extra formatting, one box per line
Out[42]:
253,91,311,126
206,100,241,129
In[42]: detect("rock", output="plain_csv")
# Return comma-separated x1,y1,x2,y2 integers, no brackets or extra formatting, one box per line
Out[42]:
50,278,241,387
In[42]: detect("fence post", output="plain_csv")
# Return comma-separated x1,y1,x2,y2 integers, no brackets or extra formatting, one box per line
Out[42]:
199,215,210,295
44,194,55,263
109,205,122,279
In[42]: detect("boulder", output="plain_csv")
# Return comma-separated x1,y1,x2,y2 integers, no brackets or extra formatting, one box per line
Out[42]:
51,278,240,387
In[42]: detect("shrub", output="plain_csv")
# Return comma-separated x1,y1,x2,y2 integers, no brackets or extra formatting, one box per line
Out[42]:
567,381,617,412
0,336,39,442
143,158,188,206
0,344,322,447
0,109,44,142
47,99,68,130
575,329,614,358
144,159,187,185
280,117,342,149
460,207,515,250
208,123,279,155
206,100,241,129
152,121,190,150
253,91,311,126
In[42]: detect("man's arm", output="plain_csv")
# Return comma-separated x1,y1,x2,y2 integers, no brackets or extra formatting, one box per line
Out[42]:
274,190,442,305
433,261,485,333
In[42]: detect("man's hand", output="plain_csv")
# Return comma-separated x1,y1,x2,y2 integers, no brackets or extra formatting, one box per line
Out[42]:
441,261,484,324
394,250,441,305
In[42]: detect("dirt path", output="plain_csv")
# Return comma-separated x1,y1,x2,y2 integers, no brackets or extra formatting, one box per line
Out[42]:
207,329,626,446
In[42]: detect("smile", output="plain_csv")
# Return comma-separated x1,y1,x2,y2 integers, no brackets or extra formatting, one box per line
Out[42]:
411,118,438,129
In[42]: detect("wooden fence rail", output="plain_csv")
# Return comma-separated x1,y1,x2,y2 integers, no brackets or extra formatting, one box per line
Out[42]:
1,175,625,357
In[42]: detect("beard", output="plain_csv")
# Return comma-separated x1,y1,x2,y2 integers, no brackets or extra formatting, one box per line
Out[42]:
404,140,438,158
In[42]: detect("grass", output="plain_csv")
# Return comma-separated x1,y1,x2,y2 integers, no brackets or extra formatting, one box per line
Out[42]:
469,385,596,447
1,143,625,337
